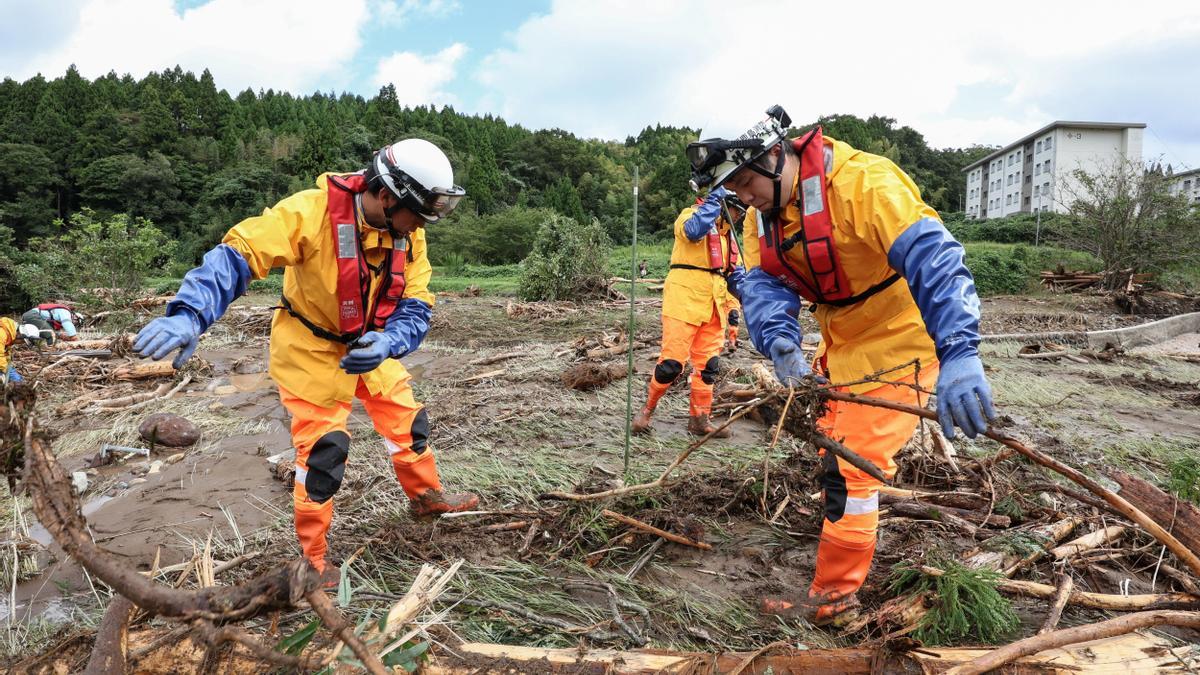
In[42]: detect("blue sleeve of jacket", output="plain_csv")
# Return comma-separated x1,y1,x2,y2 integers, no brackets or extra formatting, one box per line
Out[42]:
887,217,981,363
382,298,432,358
165,243,252,332
742,267,803,356
6,366,21,383
50,309,78,337
682,189,727,242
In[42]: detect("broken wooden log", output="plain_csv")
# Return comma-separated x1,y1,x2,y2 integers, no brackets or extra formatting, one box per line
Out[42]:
469,351,524,366
84,595,134,675
943,610,1200,675
1112,471,1200,557
112,361,176,380
1049,525,1126,559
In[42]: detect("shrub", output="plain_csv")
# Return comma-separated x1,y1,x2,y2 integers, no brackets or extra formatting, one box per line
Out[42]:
15,209,175,309
518,214,611,301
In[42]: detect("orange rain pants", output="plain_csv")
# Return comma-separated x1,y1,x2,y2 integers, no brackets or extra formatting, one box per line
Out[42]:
282,377,441,572
645,306,726,416
809,360,940,617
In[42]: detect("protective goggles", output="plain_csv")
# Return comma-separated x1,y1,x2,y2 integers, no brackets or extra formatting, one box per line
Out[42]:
686,138,766,190
386,168,466,224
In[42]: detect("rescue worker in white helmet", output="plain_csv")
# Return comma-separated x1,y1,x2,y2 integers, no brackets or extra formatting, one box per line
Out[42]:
134,138,479,584
688,106,995,625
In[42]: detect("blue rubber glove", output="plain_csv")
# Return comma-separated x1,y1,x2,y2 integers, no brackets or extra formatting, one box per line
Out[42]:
134,311,201,369
768,339,826,386
6,366,22,383
888,217,994,439
340,331,391,374
682,187,728,241
725,264,746,301
935,355,996,439
742,267,803,357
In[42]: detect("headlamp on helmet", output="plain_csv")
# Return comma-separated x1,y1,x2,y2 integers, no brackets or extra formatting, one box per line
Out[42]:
687,105,793,191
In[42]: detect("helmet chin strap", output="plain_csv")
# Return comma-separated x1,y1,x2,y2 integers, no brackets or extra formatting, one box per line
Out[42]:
746,143,789,214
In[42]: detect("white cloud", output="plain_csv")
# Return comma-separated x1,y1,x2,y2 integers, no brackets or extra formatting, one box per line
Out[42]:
372,43,466,107
372,0,461,27
475,0,1200,166
4,0,369,94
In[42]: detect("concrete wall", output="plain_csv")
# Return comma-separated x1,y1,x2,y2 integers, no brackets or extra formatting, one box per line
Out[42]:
1048,126,1145,214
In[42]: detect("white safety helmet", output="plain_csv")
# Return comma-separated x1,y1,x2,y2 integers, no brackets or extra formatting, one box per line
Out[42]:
18,324,39,340
370,138,466,224
687,105,792,191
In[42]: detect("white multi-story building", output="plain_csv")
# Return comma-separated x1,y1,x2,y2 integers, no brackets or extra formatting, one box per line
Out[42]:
1167,167,1200,206
963,121,1145,220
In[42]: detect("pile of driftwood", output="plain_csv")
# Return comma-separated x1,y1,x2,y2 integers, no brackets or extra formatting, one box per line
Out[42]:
1040,266,1154,293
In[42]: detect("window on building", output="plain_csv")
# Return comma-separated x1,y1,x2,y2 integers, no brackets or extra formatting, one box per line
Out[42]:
1035,165,1040,176
1042,182,1050,195
1044,136,1052,150
1036,141,1042,153
1044,160,1051,172
1006,194,1012,205
1185,180,1192,191
1024,196,1030,206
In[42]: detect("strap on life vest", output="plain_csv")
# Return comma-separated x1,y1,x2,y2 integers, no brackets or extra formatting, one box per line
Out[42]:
277,173,409,345
758,127,900,307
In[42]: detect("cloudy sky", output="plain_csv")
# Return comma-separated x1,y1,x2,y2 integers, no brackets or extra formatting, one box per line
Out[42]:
2,0,1197,169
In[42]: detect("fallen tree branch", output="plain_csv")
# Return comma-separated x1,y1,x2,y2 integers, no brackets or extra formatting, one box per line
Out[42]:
920,566,1200,611
810,433,888,484
943,610,1200,675
1050,525,1126,559
84,595,135,675
1039,574,1074,635
602,509,712,550
305,589,388,675
825,390,1200,578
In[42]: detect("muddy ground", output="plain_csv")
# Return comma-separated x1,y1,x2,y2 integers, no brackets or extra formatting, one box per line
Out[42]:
3,290,1199,671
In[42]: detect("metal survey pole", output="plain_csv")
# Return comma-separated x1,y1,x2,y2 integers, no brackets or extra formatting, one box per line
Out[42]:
623,166,639,476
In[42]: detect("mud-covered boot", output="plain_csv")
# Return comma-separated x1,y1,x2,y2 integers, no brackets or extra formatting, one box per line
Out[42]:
632,406,655,435
687,413,731,438
760,592,861,627
409,488,480,518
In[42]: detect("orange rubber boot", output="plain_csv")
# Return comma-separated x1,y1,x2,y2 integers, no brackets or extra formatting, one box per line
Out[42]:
687,384,729,438
632,379,670,435
393,451,479,518
806,534,875,625
294,496,338,587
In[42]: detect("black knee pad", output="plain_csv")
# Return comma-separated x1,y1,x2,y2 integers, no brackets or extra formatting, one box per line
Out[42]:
820,451,848,523
727,309,740,326
410,409,429,454
304,430,350,503
653,359,683,384
700,356,720,384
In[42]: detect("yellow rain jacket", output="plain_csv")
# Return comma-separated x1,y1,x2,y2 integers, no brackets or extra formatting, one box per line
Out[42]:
0,318,16,371
663,206,738,327
222,173,435,408
742,135,938,393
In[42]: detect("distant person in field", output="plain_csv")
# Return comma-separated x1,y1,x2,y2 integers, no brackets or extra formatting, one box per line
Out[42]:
134,139,479,584
638,259,649,277
631,187,745,437
687,106,994,626
23,303,80,342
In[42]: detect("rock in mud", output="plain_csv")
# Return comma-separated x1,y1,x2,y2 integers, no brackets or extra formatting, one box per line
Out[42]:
138,413,202,447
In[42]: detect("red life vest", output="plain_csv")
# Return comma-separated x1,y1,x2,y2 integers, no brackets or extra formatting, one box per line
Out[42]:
756,127,899,307
280,173,408,344
673,197,740,276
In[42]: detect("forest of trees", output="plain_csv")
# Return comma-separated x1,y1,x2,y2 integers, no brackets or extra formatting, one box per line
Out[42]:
0,65,994,268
